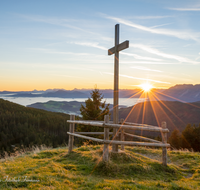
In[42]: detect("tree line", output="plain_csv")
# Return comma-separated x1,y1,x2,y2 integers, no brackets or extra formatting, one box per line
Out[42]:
0,99,70,157
169,123,200,151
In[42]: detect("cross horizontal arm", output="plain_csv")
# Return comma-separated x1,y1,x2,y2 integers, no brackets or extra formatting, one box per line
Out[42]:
108,40,129,55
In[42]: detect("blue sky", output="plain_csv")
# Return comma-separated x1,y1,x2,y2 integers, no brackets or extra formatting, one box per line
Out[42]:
1,0,200,91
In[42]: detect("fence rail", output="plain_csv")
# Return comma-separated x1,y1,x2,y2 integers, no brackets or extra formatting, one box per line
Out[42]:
67,115,170,165
67,120,169,132
74,132,114,135
67,132,170,147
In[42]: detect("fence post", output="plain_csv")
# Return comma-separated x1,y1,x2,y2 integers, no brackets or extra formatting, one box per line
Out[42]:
103,115,109,162
120,118,125,151
68,115,75,153
161,121,167,166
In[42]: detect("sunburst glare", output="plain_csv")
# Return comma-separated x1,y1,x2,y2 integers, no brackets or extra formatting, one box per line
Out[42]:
139,83,153,92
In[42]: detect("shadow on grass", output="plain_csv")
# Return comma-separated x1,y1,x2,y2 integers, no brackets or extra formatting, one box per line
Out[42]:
53,146,182,181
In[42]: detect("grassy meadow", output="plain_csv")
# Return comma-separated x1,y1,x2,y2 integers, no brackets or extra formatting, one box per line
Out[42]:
0,145,199,190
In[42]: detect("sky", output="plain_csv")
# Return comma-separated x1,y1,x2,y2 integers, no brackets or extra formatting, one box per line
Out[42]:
0,0,200,91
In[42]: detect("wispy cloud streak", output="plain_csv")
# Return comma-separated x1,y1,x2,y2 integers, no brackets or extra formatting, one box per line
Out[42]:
121,52,162,61
168,8,200,11
17,14,113,42
131,44,200,64
28,48,92,56
72,42,107,50
150,23,173,29
19,14,96,34
131,15,173,19
131,66,163,72
104,72,170,84
72,42,163,61
122,61,180,65
104,15,200,41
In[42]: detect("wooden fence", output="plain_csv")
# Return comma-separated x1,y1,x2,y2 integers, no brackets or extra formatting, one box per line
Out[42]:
67,115,170,165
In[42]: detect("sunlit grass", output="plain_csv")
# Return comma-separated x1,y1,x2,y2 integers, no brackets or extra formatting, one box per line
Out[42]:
0,145,199,189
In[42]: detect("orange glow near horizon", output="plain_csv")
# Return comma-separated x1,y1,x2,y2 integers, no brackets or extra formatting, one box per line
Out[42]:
0,83,160,91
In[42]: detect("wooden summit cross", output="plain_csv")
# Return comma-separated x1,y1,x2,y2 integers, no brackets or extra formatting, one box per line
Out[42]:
108,24,129,152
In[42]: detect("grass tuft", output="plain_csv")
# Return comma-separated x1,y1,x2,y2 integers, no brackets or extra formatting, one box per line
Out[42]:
0,145,199,189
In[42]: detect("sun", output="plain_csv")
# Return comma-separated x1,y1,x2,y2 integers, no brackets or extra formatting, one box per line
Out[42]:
139,83,153,92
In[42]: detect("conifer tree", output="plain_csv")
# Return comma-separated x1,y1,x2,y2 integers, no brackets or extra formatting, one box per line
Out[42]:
77,88,110,138
181,124,194,150
80,88,110,121
168,129,180,149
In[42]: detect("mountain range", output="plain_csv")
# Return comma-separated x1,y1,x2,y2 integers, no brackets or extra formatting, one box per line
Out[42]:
1,84,200,102
154,84,200,102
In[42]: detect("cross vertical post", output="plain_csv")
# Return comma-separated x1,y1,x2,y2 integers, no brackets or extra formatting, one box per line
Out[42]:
161,121,167,166
108,24,129,153
114,24,119,126
68,115,75,153
103,115,110,162
113,24,119,152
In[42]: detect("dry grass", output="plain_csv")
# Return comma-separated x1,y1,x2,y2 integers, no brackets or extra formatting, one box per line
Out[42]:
0,145,199,189
0,144,51,162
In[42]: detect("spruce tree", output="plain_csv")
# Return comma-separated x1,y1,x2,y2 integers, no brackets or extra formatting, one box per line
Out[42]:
77,88,110,141
181,124,194,150
80,88,110,121
168,129,180,149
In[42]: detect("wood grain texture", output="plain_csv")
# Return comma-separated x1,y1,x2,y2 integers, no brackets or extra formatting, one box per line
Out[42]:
67,120,169,132
67,132,170,147
161,121,168,166
103,115,110,162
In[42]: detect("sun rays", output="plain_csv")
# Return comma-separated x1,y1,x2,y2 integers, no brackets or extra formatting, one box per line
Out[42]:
119,86,200,150
91,86,200,174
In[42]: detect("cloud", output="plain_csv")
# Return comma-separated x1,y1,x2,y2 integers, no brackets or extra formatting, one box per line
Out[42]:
19,14,94,34
131,44,200,64
119,74,170,84
147,73,193,82
72,42,107,50
27,47,114,64
28,48,92,56
104,15,200,41
17,14,112,42
131,66,163,72
121,52,162,61
183,44,192,47
104,72,170,84
150,23,173,29
121,61,180,65
131,15,173,19
72,42,164,61
195,56,200,61
168,8,200,11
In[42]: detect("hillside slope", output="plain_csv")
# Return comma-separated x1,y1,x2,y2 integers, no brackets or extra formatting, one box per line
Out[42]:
27,100,124,116
27,100,86,115
0,145,199,189
115,100,200,136
0,99,70,156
